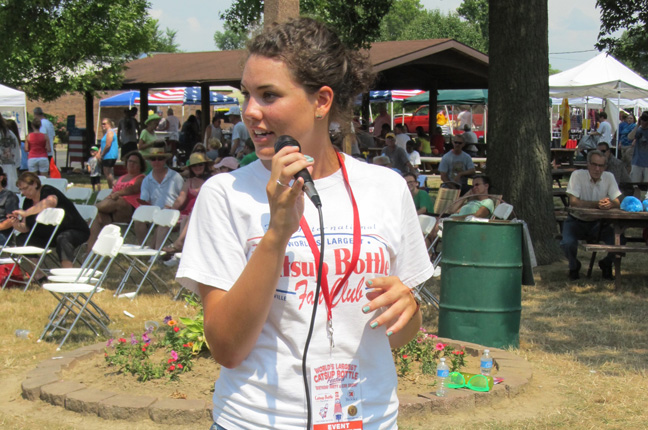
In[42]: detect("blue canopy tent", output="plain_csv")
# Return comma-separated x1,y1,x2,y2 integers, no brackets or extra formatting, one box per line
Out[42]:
98,91,140,107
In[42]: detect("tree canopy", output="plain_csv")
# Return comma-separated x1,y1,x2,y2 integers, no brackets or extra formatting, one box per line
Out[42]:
596,1,648,78
218,0,393,50
0,0,162,101
377,0,487,52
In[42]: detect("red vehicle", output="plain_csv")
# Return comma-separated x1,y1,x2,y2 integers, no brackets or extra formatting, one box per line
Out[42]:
401,105,486,138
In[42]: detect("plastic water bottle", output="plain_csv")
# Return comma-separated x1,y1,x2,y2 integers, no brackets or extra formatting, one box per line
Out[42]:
436,357,450,397
15,329,33,339
480,349,493,376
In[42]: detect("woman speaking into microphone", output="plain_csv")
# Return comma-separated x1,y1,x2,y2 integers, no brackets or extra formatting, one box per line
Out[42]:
177,18,433,430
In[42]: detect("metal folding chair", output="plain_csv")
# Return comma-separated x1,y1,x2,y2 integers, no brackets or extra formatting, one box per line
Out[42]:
114,209,180,299
94,188,112,203
0,208,65,291
65,187,93,204
38,233,124,350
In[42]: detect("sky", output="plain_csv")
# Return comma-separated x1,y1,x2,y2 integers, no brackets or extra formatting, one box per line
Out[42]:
149,0,606,73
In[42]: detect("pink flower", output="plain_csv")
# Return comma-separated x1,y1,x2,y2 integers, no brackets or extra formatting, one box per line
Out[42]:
419,327,427,333
427,334,438,339
177,364,183,369
171,350,178,361
168,365,175,371
173,326,179,333
435,342,446,351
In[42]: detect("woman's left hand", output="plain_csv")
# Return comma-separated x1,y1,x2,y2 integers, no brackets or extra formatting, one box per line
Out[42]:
363,276,418,336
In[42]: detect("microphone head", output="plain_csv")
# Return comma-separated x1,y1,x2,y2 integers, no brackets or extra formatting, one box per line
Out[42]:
274,135,301,153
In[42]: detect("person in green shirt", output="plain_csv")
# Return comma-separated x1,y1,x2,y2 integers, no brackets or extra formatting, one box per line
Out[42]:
239,138,258,167
404,172,434,215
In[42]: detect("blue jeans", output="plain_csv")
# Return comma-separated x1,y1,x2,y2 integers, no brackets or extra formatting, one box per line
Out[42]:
560,215,615,270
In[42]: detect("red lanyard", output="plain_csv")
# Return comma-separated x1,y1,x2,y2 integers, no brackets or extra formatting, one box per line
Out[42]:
299,152,361,322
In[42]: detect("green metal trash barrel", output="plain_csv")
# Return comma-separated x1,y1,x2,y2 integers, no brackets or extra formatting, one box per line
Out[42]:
438,220,522,348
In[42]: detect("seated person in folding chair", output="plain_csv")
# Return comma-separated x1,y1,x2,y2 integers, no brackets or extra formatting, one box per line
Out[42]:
429,175,494,243
135,148,184,248
438,135,476,195
86,151,146,252
11,172,90,274
561,150,621,281
0,166,19,243
404,172,433,215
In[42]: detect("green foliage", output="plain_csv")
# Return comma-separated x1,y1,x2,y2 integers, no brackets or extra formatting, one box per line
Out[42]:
218,0,393,50
457,0,489,49
214,22,252,51
596,1,648,78
377,0,487,53
0,0,158,101
151,21,181,53
393,328,467,377
177,294,208,354
104,315,205,382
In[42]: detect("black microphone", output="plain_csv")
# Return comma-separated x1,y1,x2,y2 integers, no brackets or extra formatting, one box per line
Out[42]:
274,135,322,208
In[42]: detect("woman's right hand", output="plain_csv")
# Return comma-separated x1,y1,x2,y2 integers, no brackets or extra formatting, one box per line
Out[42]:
266,145,313,241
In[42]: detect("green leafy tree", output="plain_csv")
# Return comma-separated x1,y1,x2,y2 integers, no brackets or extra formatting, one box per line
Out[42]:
151,21,181,53
596,1,648,77
214,22,253,51
377,0,487,53
0,0,158,101
219,0,393,49
457,0,489,49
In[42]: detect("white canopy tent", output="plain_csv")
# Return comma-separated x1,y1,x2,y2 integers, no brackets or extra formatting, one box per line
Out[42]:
549,53,648,153
0,83,28,139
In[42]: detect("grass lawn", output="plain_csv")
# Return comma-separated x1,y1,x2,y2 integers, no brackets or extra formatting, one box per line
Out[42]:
1,172,647,429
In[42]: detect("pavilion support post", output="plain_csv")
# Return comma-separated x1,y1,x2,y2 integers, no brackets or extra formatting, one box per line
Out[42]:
84,91,95,151
361,92,370,131
139,89,149,127
200,83,211,139
428,83,438,133
264,0,299,27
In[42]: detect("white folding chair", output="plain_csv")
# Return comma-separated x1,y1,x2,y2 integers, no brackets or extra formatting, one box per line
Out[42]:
39,233,124,350
94,188,112,203
74,204,99,229
114,209,180,299
492,202,514,220
0,208,65,291
40,178,69,193
65,187,93,204
418,215,436,238
119,205,160,246
48,224,121,282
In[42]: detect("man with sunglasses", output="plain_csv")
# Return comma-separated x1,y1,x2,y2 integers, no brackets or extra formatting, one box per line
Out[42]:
438,135,475,195
135,148,184,246
561,150,622,281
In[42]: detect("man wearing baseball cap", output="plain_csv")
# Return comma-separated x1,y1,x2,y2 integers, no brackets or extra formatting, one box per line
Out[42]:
33,107,55,159
226,106,249,157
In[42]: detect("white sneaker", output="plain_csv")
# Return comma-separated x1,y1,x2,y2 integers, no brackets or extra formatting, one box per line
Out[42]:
433,266,442,278
163,255,179,267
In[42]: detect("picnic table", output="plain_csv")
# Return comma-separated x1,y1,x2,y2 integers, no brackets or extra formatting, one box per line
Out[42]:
551,167,576,187
419,156,487,175
551,148,578,166
568,207,648,289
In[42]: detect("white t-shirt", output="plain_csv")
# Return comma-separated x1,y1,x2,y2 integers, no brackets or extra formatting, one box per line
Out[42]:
232,121,250,154
177,156,433,430
39,117,55,156
597,121,613,144
140,168,184,208
408,149,421,167
395,133,409,151
166,115,181,140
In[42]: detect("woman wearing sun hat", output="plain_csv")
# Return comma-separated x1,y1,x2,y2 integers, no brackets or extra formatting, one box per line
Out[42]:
137,113,161,156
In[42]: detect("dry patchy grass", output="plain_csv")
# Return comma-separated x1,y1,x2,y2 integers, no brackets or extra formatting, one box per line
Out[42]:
1,249,648,429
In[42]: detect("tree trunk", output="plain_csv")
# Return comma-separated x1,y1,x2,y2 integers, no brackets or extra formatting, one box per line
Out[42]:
488,0,561,265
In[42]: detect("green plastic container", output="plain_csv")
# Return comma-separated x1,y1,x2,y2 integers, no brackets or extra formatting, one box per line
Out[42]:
438,220,522,348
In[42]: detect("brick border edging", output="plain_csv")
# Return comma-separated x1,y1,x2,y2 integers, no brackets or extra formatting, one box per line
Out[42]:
22,339,532,423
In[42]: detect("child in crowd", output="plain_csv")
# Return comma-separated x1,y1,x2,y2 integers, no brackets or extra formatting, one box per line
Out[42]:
87,146,101,192
406,139,421,172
